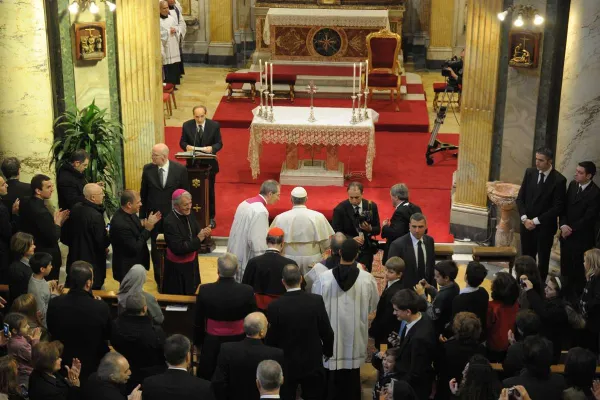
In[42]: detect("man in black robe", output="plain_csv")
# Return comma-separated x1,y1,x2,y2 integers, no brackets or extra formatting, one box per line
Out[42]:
64,183,110,289
19,174,70,281
163,189,211,294
56,149,89,211
0,175,19,283
1,157,30,211
242,227,298,310
194,252,256,380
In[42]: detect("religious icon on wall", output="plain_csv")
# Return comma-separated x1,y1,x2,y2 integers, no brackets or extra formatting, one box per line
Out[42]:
74,22,106,61
180,0,191,15
508,30,541,68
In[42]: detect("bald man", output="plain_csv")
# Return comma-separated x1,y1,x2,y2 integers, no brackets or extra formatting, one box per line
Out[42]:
140,143,189,289
212,312,284,400
65,183,110,289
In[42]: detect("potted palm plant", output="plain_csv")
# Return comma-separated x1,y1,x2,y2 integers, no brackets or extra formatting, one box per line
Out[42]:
50,100,124,215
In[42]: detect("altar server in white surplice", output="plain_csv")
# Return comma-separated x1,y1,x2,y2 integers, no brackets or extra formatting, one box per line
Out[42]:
270,187,334,275
312,238,379,400
227,180,281,282
159,0,181,85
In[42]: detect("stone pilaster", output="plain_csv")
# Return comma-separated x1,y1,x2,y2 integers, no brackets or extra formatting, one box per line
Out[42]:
208,0,234,64
450,0,503,240
115,0,164,191
555,0,600,182
427,0,456,68
0,0,56,185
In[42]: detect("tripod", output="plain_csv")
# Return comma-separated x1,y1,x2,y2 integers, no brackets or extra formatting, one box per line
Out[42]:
425,82,459,165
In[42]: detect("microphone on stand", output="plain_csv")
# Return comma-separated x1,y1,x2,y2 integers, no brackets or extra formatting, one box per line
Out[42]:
192,125,198,165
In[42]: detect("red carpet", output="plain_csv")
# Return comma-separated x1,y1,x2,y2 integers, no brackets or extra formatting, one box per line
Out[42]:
165,127,457,243
212,96,429,132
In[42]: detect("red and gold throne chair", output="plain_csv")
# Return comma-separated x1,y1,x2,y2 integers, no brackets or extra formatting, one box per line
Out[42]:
365,28,402,111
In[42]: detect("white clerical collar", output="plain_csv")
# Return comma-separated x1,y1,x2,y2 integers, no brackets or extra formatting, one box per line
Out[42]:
396,200,409,209
266,248,280,253
168,367,188,372
580,181,592,191
387,279,399,288
260,396,281,399
460,285,479,294
287,288,301,292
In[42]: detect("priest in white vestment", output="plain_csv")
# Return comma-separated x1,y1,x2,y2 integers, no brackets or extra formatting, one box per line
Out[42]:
227,180,281,282
167,0,186,76
270,187,334,275
159,0,181,85
312,238,379,400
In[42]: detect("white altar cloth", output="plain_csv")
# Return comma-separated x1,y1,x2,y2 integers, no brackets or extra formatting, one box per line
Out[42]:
263,8,390,45
249,106,378,180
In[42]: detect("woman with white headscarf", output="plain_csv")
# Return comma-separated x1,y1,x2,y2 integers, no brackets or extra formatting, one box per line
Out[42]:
118,265,164,325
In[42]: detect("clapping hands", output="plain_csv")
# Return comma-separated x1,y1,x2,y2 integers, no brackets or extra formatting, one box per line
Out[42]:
65,358,81,387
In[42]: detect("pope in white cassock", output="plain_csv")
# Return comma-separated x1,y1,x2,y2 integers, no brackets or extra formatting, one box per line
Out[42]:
270,186,334,275
227,180,281,282
312,238,379,400
159,0,181,85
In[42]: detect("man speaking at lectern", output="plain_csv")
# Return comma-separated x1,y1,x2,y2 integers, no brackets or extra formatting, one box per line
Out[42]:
180,105,223,229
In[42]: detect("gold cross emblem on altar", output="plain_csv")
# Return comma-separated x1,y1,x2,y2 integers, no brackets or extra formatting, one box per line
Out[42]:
193,204,202,212
192,179,201,188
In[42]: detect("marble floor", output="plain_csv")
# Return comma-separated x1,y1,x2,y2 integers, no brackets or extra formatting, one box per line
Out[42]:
164,63,462,135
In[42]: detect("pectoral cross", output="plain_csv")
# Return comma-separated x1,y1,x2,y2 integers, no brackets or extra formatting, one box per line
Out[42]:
193,204,201,212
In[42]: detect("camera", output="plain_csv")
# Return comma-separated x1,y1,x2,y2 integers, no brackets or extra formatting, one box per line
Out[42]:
507,387,522,399
358,214,368,224
442,56,463,77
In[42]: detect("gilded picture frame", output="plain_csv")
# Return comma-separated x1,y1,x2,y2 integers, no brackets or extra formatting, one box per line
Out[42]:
74,22,106,61
508,30,541,69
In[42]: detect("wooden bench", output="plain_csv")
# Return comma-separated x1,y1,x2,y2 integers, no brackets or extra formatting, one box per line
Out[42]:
491,362,600,375
434,244,454,261
472,246,517,274
225,72,259,102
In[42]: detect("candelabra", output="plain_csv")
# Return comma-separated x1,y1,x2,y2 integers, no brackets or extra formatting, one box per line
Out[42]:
307,81,317,122
350,95,358,124
363,88,370,120
267,93,275,122
257,89,265,118
356,93,364,122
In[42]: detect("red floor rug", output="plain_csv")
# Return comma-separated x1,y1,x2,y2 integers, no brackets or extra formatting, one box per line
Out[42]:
212,96,429,132
165,127,457,242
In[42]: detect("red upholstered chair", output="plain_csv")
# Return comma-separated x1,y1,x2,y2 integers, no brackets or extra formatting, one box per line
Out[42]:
225,72,259,102
163,83,177,110
163,92,172,117
365,28,402,111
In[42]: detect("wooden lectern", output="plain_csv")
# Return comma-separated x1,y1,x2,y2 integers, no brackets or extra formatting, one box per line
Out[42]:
174,152,216,254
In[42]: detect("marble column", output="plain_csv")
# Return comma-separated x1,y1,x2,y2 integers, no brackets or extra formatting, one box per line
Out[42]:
555,0,600,182
450,0,503,240
427,0,456,68
0,0,56,185
208,0,234,64
115,0,164,191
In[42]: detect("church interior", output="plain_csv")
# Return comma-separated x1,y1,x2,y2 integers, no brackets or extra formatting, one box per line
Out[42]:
1,0,600,398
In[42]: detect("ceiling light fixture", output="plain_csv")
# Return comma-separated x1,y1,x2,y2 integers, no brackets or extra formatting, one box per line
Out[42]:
67,0,116,14
497,5,544,26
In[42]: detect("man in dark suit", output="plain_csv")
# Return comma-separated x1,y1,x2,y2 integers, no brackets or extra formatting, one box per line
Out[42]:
266,264,334,400
332,181,380,272
516,147,567,281
387,213,435,290
369,256,405,348
64,183,110,289
559,161,600,296
109,190,161,282
46,261,112,380
242,227,298,310
143,334,213,400
391,289,436,400
56,149,89,210
381,183,422,263
1,157,30,210
19,174,70,281
140,143,189,288
194,253,256,380
82,352,142,400
212,312,284,400
0,175,19,283
179,105,223,228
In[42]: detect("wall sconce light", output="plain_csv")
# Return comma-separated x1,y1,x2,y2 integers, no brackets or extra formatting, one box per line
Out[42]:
497,5,544,27
68,0,116,14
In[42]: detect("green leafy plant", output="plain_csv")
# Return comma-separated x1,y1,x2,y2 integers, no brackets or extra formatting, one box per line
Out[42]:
50,100,124,216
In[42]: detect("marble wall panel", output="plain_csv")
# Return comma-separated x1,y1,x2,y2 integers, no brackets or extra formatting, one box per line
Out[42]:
556,0,600,184
0,0,56,183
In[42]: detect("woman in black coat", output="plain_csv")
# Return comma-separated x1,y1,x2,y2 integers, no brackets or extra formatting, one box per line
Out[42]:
523,274,569,362
578,249,600,354
435,312,486,400
28,341,80,400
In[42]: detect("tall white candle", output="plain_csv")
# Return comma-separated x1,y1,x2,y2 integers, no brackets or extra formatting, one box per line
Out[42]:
270,62,274,91
365,59,369,89
358,62,362,93
353,63,356,95
259,59,263,89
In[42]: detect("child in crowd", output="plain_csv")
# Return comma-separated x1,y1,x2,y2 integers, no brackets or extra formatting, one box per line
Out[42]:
486,272,520,362
27,252,62,327
417,260,460,336
5,312,41,388
372,347,400,400
369,257,405,349
452,261,489,340
514,255,544,309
